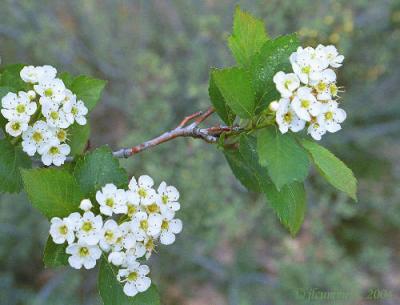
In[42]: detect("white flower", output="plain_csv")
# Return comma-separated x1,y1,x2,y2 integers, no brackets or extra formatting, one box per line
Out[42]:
307,121,327,141
76,211,103,245
99,219,122,252
125,190,141,218
317,100,347,133
310,69,337,100
96,184,128,216
37,65,57,82
159,214,183,245
131,212,162,240
63,99,88,125
79,199,93,212
275,98,305,133
125,242,147,262
42,103,70,128
157,182,180,217
27,90,36,100
50,126,68,143
117,262,151,297
1,91,37,121
21,120,52,156
108,251,126,266
273,72,300,98
20,66,41,84
322,45,344,68
38,138,70,166
291,87,321,121
66,241,101,269
5,119,28,137
34,78,66,103
129,175,157,206
49,216,76,244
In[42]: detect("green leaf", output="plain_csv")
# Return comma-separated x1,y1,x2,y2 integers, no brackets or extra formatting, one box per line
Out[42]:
73,147,128,197
69,75,106,111
0,64,29,91
58,72,75,88
20,168,83,219
257,127,309,190
43,237,68,267
68,123,90,155
249,34,299,110
228,6,268,66
212,67,255,119
264,181,306,236
224,135,306,235
209,69,235,125
0,140,32,193
98,258,161,305
300,139,357,200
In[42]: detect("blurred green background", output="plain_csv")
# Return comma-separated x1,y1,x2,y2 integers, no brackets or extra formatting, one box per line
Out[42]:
1,0,400,304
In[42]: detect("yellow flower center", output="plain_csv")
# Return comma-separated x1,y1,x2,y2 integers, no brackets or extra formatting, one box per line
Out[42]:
330,84,338,96
161,220,169,230
284,112,292,123
138,188,147,198
82,221,93,232
325,111,334,121
301,66,311,74
301,99,310,108
16,104,26,113
127,204,137,217
58,225,68,235
105,198,114,207
317,82,327,92
11,122,20,130
146,203,159,214
161,195,169,204
284,80,292,89
140,220,148,231
145,238,154,251
104,230,114,241
127,272,138,282
57,130,67,142
49,146,59,155
50,111,59,120
79,247,89,257
44,88,53,97
32,131,43,142
71,106,78,115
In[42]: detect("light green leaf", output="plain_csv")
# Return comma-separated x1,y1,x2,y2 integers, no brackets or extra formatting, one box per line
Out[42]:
43,237,68,267
58,71,75,88
249,34,299,110
98,258,161,305
209,69,235,125
21,168,83,219
263,181,306,236
69,75,106,111
228,6,268,66
300,139,357,200
212,67,255,119
0,140,32,193
73,147,128,197
257,127,309,190
68,123,90,155
0,64,29,91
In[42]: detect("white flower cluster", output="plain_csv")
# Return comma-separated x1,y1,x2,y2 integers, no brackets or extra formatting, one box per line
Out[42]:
49,175,182,297
271,45,346,140
0,65,88,165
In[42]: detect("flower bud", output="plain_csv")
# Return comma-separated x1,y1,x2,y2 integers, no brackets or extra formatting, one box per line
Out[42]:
269,101,279,112
27,90,36,100
79,199,93,211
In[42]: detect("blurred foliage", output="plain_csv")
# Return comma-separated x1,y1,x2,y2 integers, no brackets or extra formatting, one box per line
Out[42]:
0,0,399,304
